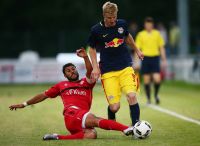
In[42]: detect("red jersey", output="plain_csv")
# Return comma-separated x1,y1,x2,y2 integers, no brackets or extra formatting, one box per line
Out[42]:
44,78,95,112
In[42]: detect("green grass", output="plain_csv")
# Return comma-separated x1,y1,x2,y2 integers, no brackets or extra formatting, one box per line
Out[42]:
0,81,200,146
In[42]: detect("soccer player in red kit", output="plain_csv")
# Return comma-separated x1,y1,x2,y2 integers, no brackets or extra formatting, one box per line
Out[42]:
9,48,134,140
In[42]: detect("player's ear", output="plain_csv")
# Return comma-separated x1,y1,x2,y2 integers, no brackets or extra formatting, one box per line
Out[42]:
64,74,67,78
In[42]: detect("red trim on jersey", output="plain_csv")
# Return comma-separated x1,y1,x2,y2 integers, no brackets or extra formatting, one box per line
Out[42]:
132,73,139,91
136,74,140,91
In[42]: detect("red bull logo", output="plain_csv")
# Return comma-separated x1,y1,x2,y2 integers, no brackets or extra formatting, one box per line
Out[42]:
105,38,124,48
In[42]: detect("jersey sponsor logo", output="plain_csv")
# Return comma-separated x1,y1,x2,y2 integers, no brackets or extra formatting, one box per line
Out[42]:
77,117,81,120
66,89,87,96
69,105,79,109
118,27,124,34
105,38,124,48
80,81,84,85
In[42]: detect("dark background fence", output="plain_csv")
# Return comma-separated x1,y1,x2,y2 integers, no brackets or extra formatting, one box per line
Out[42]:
0,0,199,58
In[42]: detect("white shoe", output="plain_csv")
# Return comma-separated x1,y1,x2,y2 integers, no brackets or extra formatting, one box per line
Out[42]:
123,126,134,136
43,133,58,140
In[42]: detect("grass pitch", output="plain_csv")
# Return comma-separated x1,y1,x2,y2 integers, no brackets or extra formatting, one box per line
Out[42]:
0,81,200,146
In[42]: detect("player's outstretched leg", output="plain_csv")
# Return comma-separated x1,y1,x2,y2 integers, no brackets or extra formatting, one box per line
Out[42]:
43,133,59,140
43,132,84,140
85,113,134,136
57,131,84,140
98,119,134,136
43,113,134,140
43,130,97,140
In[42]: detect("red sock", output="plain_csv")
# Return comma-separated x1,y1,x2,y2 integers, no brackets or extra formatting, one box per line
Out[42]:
58,131,84,140
98,119,128,131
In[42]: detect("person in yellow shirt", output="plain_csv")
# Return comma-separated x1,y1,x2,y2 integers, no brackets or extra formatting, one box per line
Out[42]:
136,17,167,104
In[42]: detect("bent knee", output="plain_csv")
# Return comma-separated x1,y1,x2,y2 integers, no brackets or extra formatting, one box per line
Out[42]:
85,113,103,127
84,129,97,139
127,93,137,104
109,105,120,113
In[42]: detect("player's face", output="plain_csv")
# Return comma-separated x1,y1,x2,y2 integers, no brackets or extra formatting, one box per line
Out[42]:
103,12,117,27
64,65,79,81
144,22,154,31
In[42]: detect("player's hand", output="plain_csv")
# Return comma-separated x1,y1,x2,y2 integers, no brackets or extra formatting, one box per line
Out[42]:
133,64,140,71
91,68,100,81
9,104,25,111
136,49,144,60
161,59,167,70
76,47,88,58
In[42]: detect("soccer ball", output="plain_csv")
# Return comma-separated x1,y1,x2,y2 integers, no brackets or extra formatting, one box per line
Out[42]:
133,120,152,139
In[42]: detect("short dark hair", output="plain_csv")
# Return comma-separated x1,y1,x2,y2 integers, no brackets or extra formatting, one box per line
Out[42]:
62,63,76,75
144,17,154,23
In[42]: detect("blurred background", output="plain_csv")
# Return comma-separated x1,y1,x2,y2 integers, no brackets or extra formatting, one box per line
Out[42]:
0,0,200,84
1,1,200,146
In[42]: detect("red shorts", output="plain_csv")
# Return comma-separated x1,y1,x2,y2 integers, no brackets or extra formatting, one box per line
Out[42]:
64,106,89,134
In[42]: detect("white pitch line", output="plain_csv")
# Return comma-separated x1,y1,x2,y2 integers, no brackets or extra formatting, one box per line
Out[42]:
94,88,200,126
148,104,200,126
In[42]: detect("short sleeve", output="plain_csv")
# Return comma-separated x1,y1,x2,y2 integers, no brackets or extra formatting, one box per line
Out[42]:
44,84,60,98
158,32,165,47
88,28,97,48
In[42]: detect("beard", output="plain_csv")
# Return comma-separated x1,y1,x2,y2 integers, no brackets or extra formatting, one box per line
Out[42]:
66,73,79,81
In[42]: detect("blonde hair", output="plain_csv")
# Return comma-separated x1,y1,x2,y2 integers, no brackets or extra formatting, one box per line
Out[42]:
102,1,118,15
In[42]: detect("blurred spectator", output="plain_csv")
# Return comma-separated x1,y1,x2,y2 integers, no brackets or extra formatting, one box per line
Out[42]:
194,34,200,79
169,22,180,55
196,35,200,55
128,21,140,70
157,22,168,43
129,21,139,40
157,22,169,57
